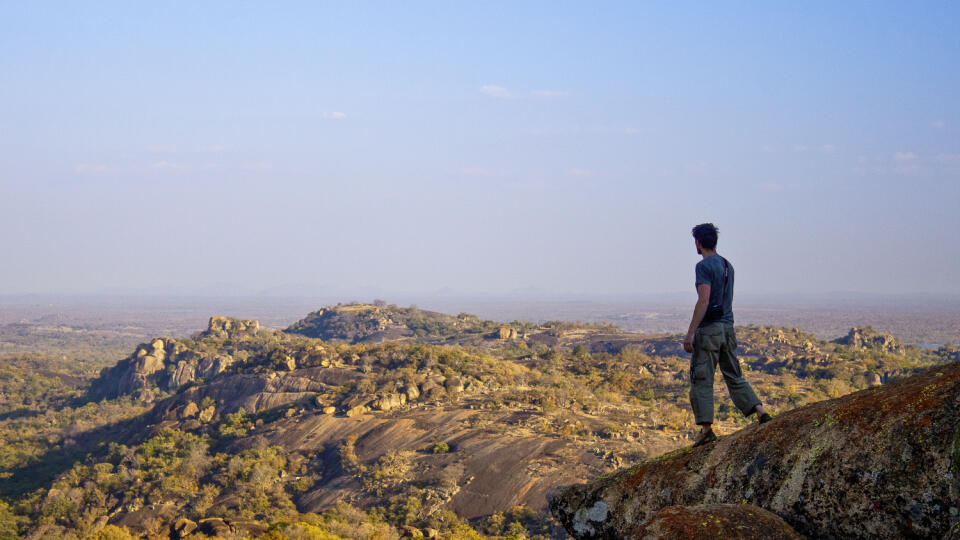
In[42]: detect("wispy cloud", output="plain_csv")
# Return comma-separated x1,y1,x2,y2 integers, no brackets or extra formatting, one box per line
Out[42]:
566,168,593,178
199,144,226,153
323,111,348,120
932,119,945,128
893,151,917,162
74,163,115,175
479,85,513,99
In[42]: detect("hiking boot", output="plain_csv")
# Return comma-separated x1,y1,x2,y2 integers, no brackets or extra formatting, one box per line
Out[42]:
758,413,773,424
693,429,717,447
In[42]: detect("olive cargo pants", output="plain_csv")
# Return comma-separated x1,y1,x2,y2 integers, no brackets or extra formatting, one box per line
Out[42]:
690,322,761,425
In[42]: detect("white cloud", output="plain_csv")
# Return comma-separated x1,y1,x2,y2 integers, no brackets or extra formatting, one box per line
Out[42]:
932,119,945,128
480,85,513,99
74,163,114,175
792,144,809,153
531,89,568,97
821,144,836,153
323,111,347,120
893,151,917,162
199,144,226,153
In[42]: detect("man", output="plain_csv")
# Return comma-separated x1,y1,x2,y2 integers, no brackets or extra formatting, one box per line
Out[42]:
682,223,771,447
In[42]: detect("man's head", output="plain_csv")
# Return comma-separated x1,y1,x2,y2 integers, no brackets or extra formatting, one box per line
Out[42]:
691,223,719,254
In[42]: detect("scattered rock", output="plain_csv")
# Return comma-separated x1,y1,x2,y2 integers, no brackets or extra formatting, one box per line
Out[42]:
170,517,197,539
402,384,420,402
198,405,216,423
198,517,230,537
228,519,267,537
373,393,405,411
180,402,199,419
276,354,296,371
445,377,464,394
401,525,424,538
322,406,336,415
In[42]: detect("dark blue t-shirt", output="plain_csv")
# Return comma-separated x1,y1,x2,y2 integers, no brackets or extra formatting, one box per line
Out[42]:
695,254,734,327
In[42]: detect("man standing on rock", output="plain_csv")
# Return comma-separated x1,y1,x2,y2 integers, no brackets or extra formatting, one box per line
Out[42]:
682,223,771,446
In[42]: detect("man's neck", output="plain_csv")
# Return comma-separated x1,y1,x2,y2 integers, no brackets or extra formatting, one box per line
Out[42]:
700,249,717,259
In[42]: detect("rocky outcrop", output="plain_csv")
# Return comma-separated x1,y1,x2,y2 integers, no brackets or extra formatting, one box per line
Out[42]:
834,326,904,353
498,327,519,340
87,317,260,400
204,315,260,339
549,361,960,539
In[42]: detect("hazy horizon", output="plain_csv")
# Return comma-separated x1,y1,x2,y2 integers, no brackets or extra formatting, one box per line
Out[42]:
3,2,958,297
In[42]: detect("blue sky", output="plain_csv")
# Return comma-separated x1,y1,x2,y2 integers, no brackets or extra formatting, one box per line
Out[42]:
1,2,958,297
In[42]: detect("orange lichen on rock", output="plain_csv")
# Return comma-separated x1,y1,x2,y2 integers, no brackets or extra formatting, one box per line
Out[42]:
633,504,803,539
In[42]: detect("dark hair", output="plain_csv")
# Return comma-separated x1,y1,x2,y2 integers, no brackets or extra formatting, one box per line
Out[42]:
691,223,719,249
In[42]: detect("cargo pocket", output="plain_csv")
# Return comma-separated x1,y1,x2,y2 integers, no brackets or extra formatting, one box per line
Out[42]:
690,355,712,382
696,324,724,352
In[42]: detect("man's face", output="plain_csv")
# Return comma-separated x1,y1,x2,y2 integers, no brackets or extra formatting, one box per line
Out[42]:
695,239,702,255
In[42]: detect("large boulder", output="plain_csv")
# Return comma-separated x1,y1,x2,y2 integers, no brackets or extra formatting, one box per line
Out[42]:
549,361,960,539
205,315,260,338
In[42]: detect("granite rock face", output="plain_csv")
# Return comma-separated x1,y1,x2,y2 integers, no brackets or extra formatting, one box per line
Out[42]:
87,316,261,400
549,361,960,539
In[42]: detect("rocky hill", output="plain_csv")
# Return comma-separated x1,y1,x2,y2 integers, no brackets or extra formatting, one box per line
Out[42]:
833,326,904,354
284,303,509,343
8,304,957,538
549,360,960,539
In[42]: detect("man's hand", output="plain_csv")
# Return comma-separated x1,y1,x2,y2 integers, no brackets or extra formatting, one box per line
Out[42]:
685,283,710,353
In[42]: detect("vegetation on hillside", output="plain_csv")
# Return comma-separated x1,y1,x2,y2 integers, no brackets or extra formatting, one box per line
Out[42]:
0,305,955,538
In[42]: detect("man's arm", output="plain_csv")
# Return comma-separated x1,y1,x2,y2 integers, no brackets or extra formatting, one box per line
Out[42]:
683,283,711,353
